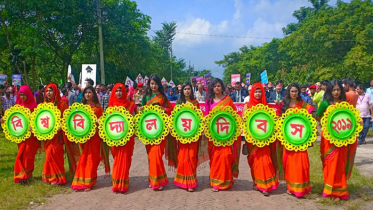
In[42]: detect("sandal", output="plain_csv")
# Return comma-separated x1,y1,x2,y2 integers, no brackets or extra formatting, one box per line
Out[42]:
212,188,219,192
187,188,194,192
262,191,269,196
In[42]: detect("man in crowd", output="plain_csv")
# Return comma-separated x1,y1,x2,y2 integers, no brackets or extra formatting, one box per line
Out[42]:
266,82,275,101
95,84,103,104
66,82,77,106
344,78,358,107
309,84,317,99
229,81,247,103
191,78,198,94
163,84,169,95
268,84,283,104
313,80,327,107
61,88,69,104
366,79,373,135
195,83,207,103
101,84,113,112
133,83,145,110
1,86,15,113
356,84,373,144
36,85,45,104
300,84,312,104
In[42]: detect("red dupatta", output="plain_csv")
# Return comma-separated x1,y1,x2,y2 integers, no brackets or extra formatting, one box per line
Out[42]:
16,85,37,112
109,83,136,113
247,82,267,108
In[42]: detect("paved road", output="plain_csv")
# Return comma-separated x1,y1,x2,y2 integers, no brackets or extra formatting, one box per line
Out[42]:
31,139,321,210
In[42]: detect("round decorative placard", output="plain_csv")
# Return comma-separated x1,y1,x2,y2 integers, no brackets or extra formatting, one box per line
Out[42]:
61,103,97,143
276,108,317,151
99,106,134,147
321,101,362,147
168,103,204,144
134,105,169,145
242,104,277,147
1,105,31,143
204,106,241,147
30,103,61,141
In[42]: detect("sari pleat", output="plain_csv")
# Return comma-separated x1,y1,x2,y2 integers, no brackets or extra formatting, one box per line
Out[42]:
206,95,240,190
283,149,311,197
71,105,103,190
111,137,135,193
14,134,39,183
320,133,349,200
174,141,198,189
42,131,67,185
209,141,234,190
146,140,168,189
247,143,279,192
281,101,312,197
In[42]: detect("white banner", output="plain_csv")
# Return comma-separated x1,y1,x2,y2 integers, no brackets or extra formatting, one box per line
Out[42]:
81,64,96,88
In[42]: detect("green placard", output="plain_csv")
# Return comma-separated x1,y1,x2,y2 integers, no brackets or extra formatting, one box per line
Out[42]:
1,105,32,143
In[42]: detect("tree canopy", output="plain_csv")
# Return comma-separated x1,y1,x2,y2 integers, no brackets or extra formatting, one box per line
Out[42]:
0,0,194,89
216,0,373,85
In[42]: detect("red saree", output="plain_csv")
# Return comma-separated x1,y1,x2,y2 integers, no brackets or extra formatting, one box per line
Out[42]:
144,93,173,189
174,99,199,190
71,104,103,190
282,101,313,197
206,95,241,190
42,84,68,185
245,83,279,193
109,83,136,193
13,86,38,183
319,101,356,200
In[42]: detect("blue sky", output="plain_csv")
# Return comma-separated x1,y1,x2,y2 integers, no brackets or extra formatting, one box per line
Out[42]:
135,0,346,79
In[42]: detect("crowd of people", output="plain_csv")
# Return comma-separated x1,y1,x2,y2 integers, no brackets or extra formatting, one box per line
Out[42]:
1,73,373,202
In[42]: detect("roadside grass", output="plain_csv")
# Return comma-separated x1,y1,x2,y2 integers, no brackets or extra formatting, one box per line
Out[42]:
307,142,373,209
0,133,73,210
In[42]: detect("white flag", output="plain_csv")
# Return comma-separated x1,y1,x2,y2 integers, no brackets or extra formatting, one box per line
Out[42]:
125,76,134,87
135,73,143,84
168,80,175,87
144,76,149,85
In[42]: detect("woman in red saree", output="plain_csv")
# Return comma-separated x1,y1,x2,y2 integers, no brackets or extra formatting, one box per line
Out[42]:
140,74,173,190
42,83,69,185
5,86,39,183
280,83,314,197
205,78,241,192
243,82,278,196
71,86,104,191
174,82,200,192
316,80,352,201
109,83,136,193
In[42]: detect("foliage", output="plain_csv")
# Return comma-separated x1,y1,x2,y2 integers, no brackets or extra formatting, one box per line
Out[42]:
217,0,373,86
0,0,190,90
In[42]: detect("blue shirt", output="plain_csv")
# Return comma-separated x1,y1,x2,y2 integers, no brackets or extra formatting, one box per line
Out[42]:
300,92,312,104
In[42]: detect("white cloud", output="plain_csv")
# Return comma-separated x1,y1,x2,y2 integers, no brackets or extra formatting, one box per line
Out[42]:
234,0,244,20
174,16,230,47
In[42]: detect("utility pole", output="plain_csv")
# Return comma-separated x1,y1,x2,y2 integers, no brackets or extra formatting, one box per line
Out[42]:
189,60,191,77
97,0,105,84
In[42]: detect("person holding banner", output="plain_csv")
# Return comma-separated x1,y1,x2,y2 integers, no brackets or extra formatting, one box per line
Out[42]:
280,83,314,198
1,86,39,183
242,82,279,196
140,74,173,191
205,78,241,192
174,82,200,192
42,84,71,185
108,83,137,193
71,86,104,191
316,80,353,201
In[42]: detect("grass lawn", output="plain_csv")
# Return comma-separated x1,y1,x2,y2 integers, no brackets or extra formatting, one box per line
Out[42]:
0,133,73,210
307,141,373,209
1,132,373,210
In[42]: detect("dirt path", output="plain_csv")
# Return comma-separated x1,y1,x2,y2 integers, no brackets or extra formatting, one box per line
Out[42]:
30,140,330,210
